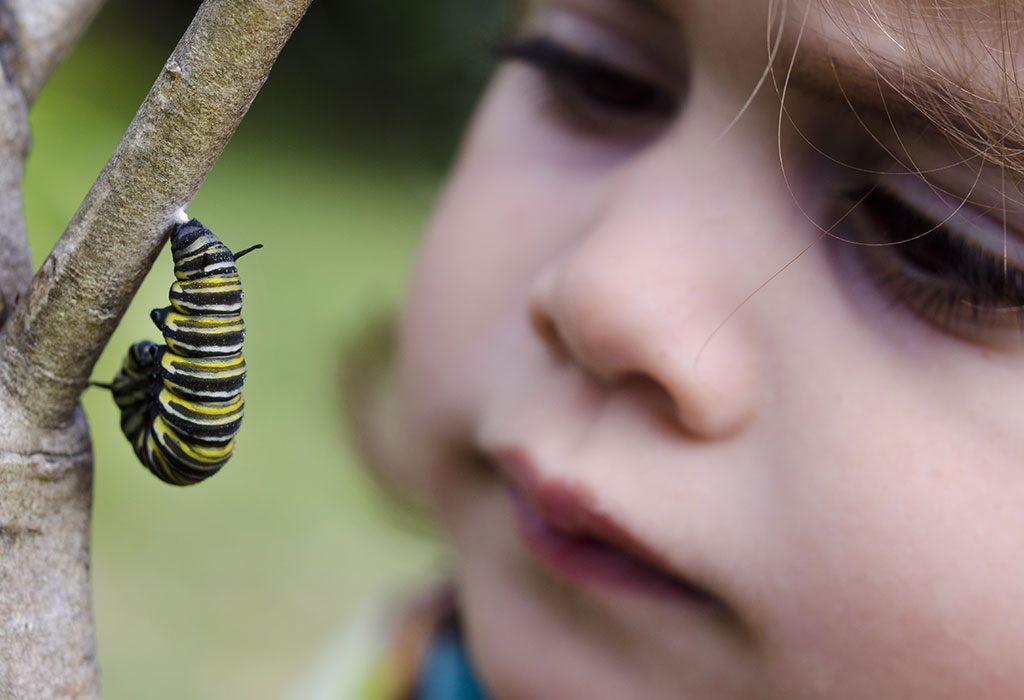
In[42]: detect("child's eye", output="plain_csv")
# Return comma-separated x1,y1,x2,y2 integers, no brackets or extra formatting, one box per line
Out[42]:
843,176,1024,345
496,36,678,138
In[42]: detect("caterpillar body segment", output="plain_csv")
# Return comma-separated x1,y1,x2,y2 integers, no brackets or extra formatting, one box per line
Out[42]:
153,307,246,357
168,276,244,315
159,351,247,401
107,218,256,486
157,388,244,445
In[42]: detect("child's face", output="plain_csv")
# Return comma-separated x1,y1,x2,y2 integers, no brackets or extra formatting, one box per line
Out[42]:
397,0,1024,697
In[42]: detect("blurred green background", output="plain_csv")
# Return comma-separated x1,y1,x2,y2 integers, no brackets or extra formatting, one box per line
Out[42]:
23,1,505,697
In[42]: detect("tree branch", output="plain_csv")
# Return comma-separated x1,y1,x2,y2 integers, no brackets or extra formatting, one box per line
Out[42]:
0,0,103,329
0,0,313,430
0,413,95,700
0,43,29,314
6,0,108,105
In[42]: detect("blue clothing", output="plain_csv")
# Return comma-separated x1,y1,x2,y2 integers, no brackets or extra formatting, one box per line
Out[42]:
416,627,490,700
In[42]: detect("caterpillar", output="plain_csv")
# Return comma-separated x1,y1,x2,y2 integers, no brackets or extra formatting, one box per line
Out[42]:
101,217,261,486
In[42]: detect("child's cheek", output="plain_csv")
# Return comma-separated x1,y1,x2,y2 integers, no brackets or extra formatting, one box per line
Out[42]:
398,73,606,479
759,376,1024,696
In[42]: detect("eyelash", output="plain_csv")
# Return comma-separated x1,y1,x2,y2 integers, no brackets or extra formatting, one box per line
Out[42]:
848,185,1024,338
495,36,678,137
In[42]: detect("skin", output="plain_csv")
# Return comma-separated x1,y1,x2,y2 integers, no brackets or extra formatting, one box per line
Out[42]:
394,0,1024,697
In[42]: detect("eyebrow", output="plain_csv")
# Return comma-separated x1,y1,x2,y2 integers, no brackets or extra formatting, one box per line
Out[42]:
788,48,1024,159
626,0,1024,164
626,0,679,21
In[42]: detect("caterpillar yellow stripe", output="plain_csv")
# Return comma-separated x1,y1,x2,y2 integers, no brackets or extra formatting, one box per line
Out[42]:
104,218,261,485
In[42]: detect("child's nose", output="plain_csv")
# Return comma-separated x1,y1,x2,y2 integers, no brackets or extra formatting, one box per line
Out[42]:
526,193,763,441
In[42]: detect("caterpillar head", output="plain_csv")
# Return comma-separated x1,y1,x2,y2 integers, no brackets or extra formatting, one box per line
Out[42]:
170,219,238,281
128,340,161,368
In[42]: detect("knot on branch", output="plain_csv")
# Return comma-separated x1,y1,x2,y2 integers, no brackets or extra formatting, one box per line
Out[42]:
0,521,42,541
157,58,187,105
0,448,91,482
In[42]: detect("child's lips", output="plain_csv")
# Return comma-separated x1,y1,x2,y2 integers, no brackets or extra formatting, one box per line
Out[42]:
490,448,720,606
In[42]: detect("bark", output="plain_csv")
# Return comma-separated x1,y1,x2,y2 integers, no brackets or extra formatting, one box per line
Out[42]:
0,0,107,307
0,48,29,322
0,0,312,697
7,0,108,105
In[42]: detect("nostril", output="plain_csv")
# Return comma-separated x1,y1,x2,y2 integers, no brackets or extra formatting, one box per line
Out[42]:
616,372,679,426
529,307,569,360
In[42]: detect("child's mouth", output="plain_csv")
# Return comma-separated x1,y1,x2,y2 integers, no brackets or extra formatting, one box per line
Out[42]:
492,449,719,606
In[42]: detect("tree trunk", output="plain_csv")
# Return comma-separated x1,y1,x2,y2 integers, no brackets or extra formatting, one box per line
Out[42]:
0,1,312,696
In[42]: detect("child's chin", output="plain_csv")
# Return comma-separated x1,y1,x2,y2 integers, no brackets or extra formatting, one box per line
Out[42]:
455,559,668,700
460,585,630,699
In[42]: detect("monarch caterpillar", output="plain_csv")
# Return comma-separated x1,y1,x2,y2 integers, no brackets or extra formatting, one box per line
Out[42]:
99,217,261,486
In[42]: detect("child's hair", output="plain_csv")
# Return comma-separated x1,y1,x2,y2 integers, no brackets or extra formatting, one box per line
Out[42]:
810,0,1024,178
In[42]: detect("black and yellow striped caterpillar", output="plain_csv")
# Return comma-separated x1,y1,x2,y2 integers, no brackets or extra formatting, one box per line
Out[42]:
99,217,261,485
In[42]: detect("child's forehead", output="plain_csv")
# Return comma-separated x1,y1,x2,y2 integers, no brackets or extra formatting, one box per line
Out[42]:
530,0,1024,173
681,1,1016,155
798,1,1020,157
533,1,1012,60
630,0,1009,19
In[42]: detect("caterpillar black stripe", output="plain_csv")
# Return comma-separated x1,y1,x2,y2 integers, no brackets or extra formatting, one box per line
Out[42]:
103,218,260,486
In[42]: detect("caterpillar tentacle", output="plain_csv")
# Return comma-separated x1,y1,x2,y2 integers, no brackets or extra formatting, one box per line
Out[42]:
105,218,256,486
232,243,263,261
